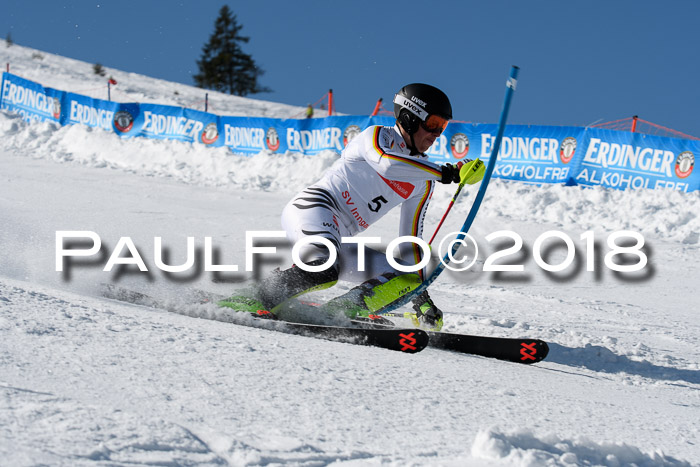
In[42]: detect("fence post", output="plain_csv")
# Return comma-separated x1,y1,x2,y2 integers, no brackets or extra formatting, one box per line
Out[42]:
107,81,111,101
631,115,638,133
328,89,333,116
205,93,208,112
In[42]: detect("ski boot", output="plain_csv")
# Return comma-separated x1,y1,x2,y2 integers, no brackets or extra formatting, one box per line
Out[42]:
218,259,338,317
217,293,277,320
408,290,444,331
322,272,422,320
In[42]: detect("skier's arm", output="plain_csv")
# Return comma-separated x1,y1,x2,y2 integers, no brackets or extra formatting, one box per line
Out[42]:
363,127,453,183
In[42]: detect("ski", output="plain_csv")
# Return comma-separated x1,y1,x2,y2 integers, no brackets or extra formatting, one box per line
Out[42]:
101,284,547,362
256,319,428,354
349,317,548,364
215,293,549,363
426,331,548,364
101,284,428,354
377,310,548,363
308,304,548,363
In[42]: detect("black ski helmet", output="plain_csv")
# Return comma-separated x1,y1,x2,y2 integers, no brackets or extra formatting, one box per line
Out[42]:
393,83,452,135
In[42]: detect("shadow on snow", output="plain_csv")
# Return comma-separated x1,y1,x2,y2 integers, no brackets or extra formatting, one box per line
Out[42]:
545,343,700,385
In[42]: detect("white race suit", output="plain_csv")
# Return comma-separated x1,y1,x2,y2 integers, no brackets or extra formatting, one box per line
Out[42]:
281,124,445,283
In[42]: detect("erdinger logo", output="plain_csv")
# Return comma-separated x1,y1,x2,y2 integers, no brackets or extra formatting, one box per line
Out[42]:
559,137,577,164
675,151,694,179
113,110,134,133
450,133,469,159
266,127,280,152
200,122,219,145
343,125,361,147
51,97,61,120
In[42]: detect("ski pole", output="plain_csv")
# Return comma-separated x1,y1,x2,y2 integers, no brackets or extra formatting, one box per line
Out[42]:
428,181,465,245
428,158,485,245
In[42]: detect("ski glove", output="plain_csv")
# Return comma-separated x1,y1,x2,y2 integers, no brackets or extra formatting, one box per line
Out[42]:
440,162,462,184
412,290,444,331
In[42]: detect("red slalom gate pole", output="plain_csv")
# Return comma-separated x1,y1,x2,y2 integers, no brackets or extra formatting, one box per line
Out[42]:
327,89,333,116
371,98,382,116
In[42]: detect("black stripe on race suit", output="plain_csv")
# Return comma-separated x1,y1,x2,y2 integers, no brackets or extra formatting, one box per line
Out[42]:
300,229,341,252
292,202,337,211
304,187,341,211
295,196,338,210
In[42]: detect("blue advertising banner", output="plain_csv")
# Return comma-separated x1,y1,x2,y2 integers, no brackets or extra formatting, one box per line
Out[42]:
282,116,347,154
138,104,223,146
65,92,120,131
221,116,278,154
1,72,697,192
0,73,64,124
426,124,585,185
572,128,699,192
477,125,584,185
110,102,142,138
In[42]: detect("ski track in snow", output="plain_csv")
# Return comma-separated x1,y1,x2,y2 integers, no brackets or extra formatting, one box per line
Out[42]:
1,44,699,465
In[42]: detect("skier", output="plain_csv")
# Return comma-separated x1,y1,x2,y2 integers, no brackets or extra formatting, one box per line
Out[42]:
222,83,483,330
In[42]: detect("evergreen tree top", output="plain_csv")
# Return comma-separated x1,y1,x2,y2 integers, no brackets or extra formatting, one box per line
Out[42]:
194,6,270,97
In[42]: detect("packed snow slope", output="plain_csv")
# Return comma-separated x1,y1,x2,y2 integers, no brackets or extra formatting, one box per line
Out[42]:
1,44,699,466
1,44,308,118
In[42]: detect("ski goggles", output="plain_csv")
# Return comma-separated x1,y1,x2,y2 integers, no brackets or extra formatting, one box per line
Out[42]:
420,114,449,134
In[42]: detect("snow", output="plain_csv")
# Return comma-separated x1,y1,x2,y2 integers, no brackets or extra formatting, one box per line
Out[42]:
2,44,306,119
1,44,699,466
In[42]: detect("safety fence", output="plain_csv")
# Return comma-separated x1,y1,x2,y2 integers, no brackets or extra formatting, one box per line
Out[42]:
1,72,697,192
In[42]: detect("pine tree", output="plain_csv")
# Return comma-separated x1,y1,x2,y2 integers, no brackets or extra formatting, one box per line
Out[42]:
93,63,106,76
194,6,270,96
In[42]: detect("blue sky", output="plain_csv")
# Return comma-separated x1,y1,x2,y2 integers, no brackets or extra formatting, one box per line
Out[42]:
3,1,699,136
